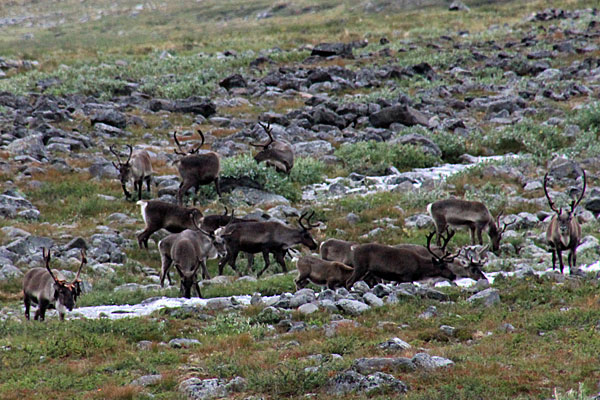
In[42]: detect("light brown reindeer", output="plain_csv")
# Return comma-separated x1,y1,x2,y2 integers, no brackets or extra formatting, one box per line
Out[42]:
427,198,514,253
23,248,87,321
544,170,586,274
251,122,294,174
110,144,153,201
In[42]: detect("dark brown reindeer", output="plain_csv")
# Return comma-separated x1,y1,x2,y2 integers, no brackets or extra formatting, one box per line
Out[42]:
346,230,458,288
295,255,354,290
217,211,319,277
173,130,221,205
427,198,515,253
394,243,487,281
544,170,586,274
320,238,356,267
136,200,204,249
23,248,87,321
251,122,294,174
110,144,153,201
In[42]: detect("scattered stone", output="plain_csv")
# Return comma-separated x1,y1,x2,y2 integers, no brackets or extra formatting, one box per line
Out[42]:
353,357,415,374
378,337,411,351
336,299,371,315
131,374,162,387
412,352,454,370
169,338,201,348
467,288,500,307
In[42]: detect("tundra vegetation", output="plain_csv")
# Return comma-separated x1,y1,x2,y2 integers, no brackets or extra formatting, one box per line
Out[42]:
2,0,600,399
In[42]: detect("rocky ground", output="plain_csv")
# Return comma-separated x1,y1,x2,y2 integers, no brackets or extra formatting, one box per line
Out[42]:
2,0,600,399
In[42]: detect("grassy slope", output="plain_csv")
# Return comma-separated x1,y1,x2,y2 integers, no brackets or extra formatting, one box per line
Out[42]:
1,0,600,399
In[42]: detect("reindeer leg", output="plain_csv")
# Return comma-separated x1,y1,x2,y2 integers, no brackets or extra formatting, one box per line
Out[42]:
257,250,271,278
246,253,255,270
224,250,239,275
435,222,446,247
137,179,143,201
177,181,193,206
160,256,172,288
122,183,131,200
194,281,202,298
551,249,556,271
214,177,222,198
295,273,309,291
59,312,65,321
477,225,484,245
137,229,153,249
557,249,565,274
24,295,31,320
470,226,476,245
38,300,48,322
145,176,152,194
200,260,210,280
274,250,287,273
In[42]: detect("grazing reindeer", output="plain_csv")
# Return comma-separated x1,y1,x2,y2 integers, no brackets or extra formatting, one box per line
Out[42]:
427,198,514,252
544,170,586,274
110,144,153,201
159,228,226,286
173,130,221,205
251,122,294,174
394,243,487,281
137,200,203,249
295,255,354,290
23,248,87,321
346,230,458,288
217,211,319,277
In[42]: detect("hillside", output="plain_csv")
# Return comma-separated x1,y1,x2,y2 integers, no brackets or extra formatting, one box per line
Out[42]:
1,0,600,399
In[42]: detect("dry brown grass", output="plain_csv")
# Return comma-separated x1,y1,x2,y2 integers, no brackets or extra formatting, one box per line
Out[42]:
90,385,142,400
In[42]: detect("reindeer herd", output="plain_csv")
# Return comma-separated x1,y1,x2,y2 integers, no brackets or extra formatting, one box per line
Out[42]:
21,120,590,320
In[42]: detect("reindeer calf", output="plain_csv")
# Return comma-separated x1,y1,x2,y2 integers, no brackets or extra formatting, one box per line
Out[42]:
295,255,354,290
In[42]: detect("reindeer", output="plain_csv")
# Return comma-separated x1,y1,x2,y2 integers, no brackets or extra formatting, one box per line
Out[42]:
320,238,356,267
110,144,153,201
159,228,226,286
295,255,354,290
346,230,458,288
23,248,86,321
394,243,487,281
217,211,319,277
137,200,203,249
251,122,294,174
173,130,221,205
544,170,586,274
427,198,514,253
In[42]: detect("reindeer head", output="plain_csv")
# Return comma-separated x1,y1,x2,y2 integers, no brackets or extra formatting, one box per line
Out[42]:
174,261,201,299
43,248,86,312
426,230,458,280
456,245,488,281
173,130,205,156
297,211,319,250
544,170,586,246
251,122,277,163
110,144,133,198
491,211,517,252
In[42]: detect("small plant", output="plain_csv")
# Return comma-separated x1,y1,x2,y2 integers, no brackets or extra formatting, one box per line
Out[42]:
289,157,326,186
571,102,600,132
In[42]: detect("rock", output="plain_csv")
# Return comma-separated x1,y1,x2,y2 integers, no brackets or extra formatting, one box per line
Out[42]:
254,306,287,324
369,104,430,128
290,288,316,308
324,319,360,337
326,370,408,395
131,374,162,387
548,158,584,180
5,236,53,256
113,283,161,293
205,298,233,310
311,42,353,58
91,110,127,129
0,265,23,279
179,376,246,400
419,305,438,319
353,357,415,374
378,337,411,351
6,135,47,161
64,237,88,250
298,303,319,314
169,338,201,348
336,299,370,315
18,209,40,220
440,325,456,336
467,288,500,307
404,214,434,229
350,281,370,294
449,1,469,11
219,74,247,90
523,181,543,191
292,140,333,157
499,323,515,333
362,292,384,307
230,187,290,205
412,352,454,370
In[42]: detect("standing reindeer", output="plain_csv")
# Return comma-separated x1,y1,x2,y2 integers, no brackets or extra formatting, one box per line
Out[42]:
427,198,514,253
217,211,319,277
544,170,586,274
346,230,458,288
23,248,87,321
251,122,294,174
137,200,204,249
110,144,153,201
173,130,221,205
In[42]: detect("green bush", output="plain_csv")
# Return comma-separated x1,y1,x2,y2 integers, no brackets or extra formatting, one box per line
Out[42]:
479,120,570,157
289,157,326,185
334,140,438,176
571,102,600,132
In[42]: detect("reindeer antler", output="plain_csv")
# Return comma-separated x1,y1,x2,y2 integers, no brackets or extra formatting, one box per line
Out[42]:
427,229,460,262
250,122,274,148
298,210,319,231
569,168,586,214
543,173,561,214
109,144,122,165
189,130,205,154
72,249,87,284
173,131,187,156
42,247,60,283
124,144,133,164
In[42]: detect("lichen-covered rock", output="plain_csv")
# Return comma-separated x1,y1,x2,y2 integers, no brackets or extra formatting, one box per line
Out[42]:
412,352,454,370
